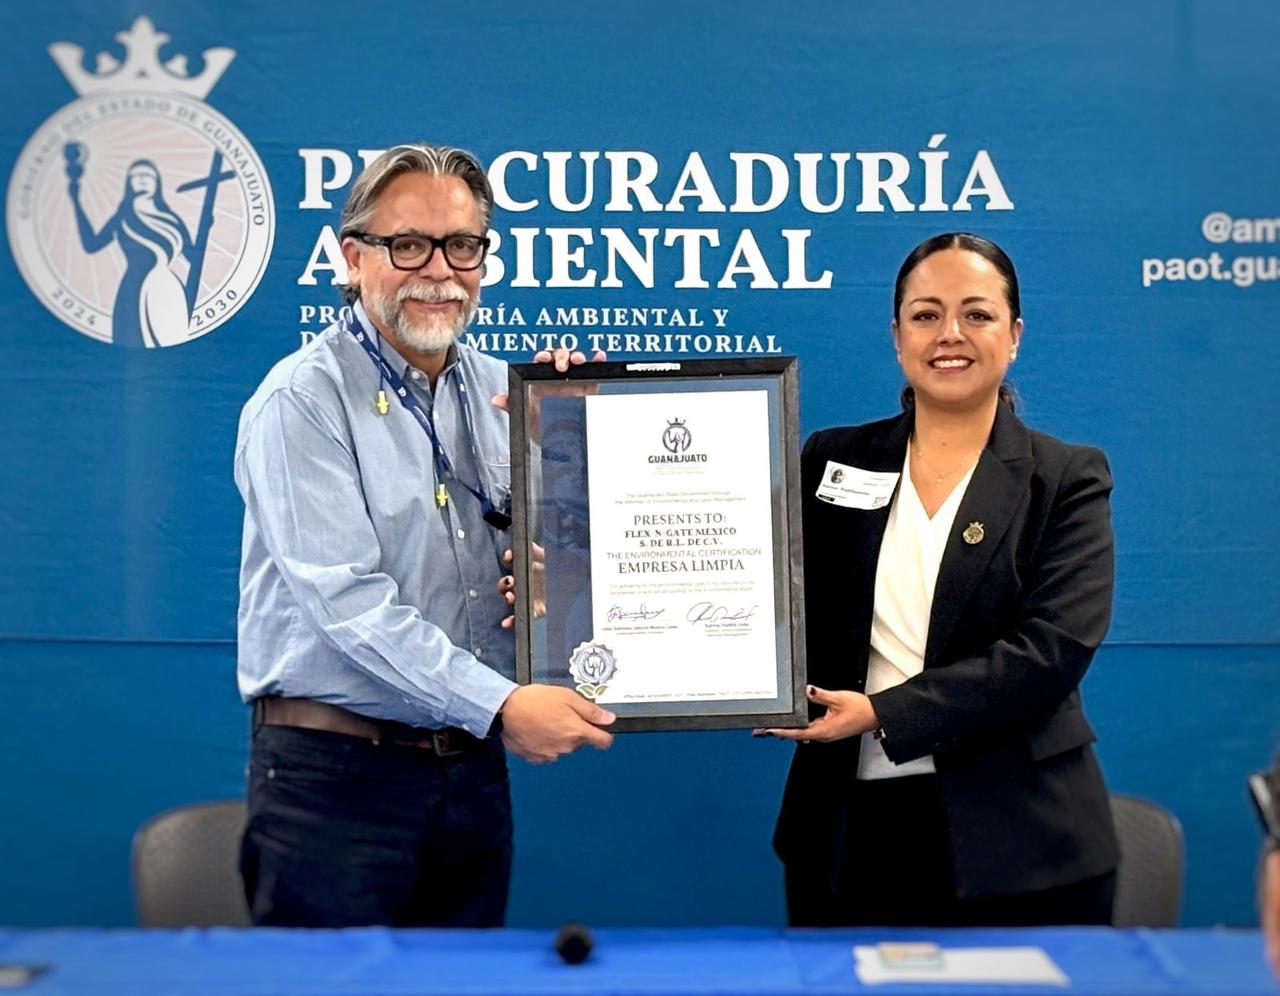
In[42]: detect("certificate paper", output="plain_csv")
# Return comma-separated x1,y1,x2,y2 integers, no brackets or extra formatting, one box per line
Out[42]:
583,390,778,704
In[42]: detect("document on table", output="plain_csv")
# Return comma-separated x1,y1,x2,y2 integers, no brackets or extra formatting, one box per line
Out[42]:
853,945,1069,986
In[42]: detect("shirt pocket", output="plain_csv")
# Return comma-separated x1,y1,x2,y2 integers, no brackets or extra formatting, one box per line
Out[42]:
481,459,511,496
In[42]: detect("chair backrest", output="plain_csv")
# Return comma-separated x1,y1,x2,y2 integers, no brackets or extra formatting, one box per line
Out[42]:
132,800,251,927
1110,792,1184,927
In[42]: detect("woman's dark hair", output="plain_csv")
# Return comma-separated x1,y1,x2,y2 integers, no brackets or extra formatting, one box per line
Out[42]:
894,232,1021,413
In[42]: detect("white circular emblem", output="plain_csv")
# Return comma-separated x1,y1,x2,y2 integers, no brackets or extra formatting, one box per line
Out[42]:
6,90,274,347
568,641,617,699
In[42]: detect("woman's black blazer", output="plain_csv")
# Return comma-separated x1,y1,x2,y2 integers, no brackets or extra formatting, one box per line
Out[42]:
774,404,1120,898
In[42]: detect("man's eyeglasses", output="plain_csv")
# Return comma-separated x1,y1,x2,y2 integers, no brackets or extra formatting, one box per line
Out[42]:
350,232,490,272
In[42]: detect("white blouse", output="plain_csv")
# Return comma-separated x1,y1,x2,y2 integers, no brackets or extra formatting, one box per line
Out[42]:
856,448,977,780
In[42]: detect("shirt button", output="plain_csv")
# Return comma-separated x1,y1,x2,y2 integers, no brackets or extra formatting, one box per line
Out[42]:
468,589,478,598
410,370,422,381
444,471,453,480
456,528,466,539
473,647,483,657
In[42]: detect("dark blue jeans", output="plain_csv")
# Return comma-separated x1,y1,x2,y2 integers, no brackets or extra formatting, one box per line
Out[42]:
240,724,513,927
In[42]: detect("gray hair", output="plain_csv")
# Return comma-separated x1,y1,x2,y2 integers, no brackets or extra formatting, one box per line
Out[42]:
338,143,493,304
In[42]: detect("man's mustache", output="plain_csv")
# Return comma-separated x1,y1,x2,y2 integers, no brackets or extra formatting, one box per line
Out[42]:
397,282,470,305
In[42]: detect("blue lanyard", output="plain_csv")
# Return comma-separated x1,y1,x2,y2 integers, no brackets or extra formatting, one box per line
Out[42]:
345,312,511,530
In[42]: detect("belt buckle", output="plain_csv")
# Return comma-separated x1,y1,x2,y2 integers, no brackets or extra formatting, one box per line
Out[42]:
431,729,464,757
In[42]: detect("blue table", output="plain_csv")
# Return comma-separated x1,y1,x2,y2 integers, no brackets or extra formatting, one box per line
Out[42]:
0,926,1272,995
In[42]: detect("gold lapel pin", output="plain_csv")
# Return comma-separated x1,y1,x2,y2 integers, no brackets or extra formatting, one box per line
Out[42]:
963,521,985,545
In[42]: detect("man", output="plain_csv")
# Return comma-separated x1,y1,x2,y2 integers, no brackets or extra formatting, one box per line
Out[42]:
234,143,615,928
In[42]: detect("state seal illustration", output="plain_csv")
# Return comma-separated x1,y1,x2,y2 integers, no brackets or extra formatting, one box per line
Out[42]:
568,641,617,701
662,418,692,454
6,17,275,347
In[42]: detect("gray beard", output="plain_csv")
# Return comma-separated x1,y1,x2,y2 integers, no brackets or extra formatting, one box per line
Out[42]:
365,284,478,355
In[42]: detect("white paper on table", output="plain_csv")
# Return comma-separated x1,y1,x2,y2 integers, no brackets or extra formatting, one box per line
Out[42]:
853,945,1069,986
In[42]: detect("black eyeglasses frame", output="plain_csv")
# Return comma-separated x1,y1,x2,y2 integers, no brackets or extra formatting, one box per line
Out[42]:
350,231,491,272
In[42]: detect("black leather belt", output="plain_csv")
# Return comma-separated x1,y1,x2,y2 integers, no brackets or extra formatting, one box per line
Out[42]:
254,696,486,757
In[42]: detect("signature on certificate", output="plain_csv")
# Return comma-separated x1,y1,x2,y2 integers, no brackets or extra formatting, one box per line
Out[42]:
686,601,759,625
607,604,666,622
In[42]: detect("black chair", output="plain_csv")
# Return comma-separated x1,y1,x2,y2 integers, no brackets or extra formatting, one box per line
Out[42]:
1110,792,1184,927
132,800,251,927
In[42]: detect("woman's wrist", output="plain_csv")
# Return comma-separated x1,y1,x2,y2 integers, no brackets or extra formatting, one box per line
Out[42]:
860,693,882,738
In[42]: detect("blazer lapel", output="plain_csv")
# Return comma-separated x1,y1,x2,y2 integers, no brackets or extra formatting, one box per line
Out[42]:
840,414,913,587
924,405,1034,667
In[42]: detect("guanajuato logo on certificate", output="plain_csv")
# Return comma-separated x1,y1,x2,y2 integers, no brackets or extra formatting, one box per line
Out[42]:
6,16,275,348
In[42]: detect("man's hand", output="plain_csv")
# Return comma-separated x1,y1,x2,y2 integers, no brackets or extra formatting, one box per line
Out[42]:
500,684,616,764
491,348,607,412
753,685,880,743
536,347,607,372
1264,848,1280,979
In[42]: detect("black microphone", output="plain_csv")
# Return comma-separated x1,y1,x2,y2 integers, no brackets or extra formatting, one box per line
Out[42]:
554,921,594,965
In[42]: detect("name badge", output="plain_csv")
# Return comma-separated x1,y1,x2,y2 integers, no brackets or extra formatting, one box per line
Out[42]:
815,461,899,510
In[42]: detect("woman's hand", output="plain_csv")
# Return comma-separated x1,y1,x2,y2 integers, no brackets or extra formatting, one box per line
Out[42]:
754,685,880,743
499,545,546,629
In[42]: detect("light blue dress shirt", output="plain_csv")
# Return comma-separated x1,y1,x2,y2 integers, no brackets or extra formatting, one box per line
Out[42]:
234,303,516,737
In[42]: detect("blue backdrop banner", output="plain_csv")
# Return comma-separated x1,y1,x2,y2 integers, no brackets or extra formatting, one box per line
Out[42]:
0,0,1276,928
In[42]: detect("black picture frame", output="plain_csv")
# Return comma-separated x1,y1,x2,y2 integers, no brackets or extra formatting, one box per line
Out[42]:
507,357,807,732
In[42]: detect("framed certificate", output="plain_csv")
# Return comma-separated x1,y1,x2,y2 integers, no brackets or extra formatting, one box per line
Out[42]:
508,358,807,732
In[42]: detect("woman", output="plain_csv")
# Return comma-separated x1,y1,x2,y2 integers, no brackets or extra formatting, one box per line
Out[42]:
761,232,1118,927
68,157,193,348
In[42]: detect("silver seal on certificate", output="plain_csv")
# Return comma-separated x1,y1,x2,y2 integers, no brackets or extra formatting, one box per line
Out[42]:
568,641,618,700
